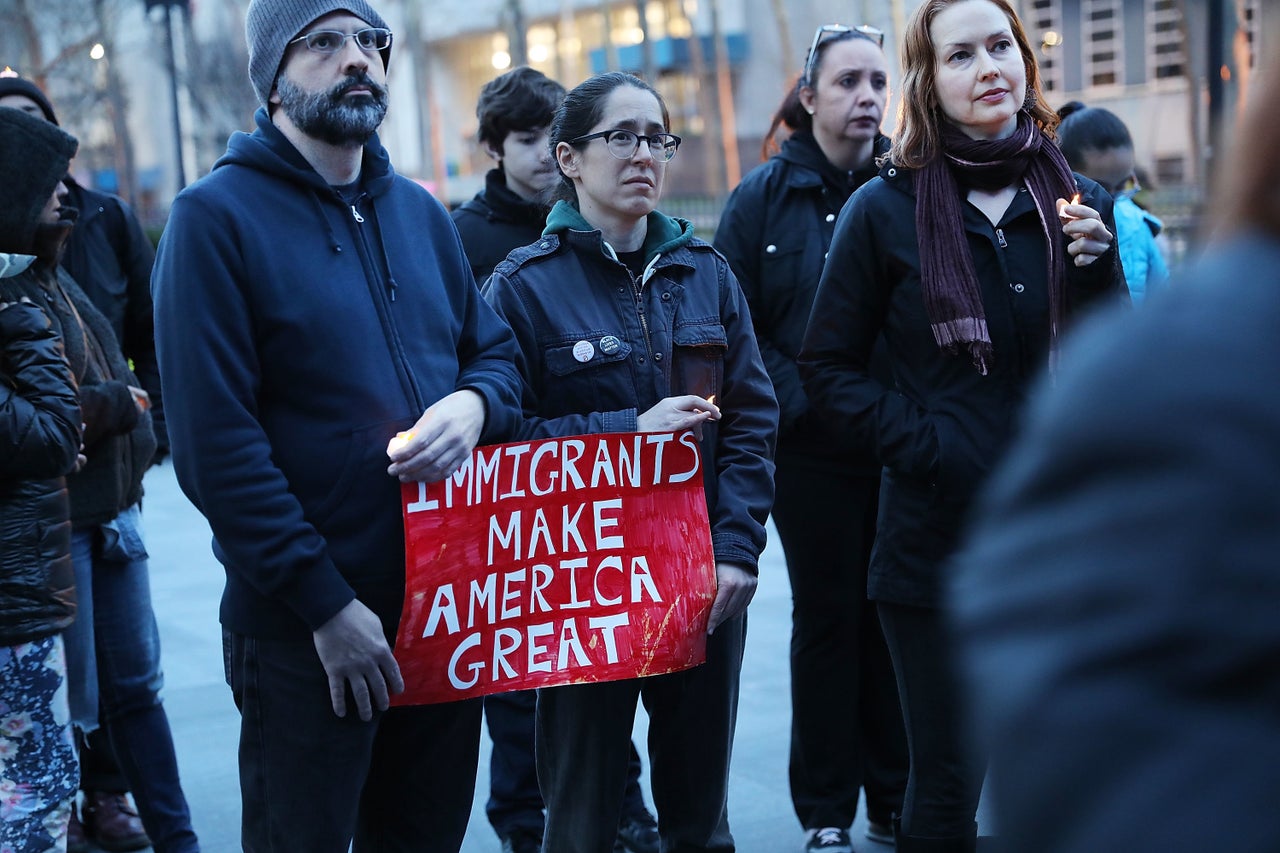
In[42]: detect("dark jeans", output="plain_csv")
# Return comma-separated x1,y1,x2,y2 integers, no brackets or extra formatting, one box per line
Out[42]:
70,507,199,853
877,602,985,839
772,448,908,830
224,630,482,853
485,690,649,837
537,614,746,853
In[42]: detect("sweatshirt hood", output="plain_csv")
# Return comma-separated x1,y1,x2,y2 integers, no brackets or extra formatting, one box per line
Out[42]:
543,199,693,263
212,107,396,198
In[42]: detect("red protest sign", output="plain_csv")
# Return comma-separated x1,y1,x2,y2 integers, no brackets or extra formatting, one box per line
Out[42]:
391,431,716,706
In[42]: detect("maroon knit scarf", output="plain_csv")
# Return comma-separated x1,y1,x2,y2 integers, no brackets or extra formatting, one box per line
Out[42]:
914,112,1077,374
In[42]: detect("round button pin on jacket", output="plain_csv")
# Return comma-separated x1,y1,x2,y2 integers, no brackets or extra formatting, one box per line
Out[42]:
599,335,621,355
573,340,596,362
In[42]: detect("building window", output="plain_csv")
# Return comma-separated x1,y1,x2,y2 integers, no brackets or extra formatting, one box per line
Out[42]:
1148,0,1185,80
1084,0,1122,87
1155,154,1186,186
1242,0,1259,68
1028,0,1064,93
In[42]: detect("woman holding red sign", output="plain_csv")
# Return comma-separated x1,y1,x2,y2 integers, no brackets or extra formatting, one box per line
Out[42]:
482,71,778,853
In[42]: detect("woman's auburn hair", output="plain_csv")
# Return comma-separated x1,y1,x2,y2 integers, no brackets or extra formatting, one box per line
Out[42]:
890,0,1060,169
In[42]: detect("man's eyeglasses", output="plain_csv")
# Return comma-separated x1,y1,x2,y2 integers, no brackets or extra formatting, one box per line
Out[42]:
802,23,885,86
289,27,393,55
569,129,683,162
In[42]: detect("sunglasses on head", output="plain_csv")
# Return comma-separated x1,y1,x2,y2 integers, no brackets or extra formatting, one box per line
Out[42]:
802,24,885,86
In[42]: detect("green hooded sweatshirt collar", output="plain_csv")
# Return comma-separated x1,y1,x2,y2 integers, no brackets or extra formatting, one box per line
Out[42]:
542,200,694,265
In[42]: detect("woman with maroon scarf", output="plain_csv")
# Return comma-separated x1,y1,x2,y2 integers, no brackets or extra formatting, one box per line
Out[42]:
799,1,1125,850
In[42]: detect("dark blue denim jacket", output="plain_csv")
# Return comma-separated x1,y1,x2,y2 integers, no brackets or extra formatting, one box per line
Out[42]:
483,210,779,573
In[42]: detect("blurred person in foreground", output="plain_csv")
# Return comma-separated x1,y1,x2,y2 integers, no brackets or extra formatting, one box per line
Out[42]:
0,67,166,853
799,1,1125,849
1056,100,1170,304
151,0,522,850
713,21,906,853
951,46,1280,853
451,64,659,853
0,104,83,853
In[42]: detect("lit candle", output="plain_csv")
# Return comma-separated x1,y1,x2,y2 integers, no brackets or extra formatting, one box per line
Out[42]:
1057,192,1083,222
387,431,414,456
706,395,716,406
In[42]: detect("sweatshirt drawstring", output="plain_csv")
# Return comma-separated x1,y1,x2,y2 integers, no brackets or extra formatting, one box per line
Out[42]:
310,193,343,254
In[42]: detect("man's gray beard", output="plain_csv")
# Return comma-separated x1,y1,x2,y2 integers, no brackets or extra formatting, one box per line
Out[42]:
276,74,388,147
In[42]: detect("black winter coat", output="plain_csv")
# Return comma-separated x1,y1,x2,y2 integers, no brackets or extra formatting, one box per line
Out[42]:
0,291,82,645
451,168,548,284
714,131,890,465
800,163,1126,607
61,179,166,453
3,263,155,528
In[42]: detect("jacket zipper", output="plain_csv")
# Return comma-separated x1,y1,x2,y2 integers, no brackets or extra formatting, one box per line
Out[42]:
995,227,1007,248
628,267,654,360
346,192,425,413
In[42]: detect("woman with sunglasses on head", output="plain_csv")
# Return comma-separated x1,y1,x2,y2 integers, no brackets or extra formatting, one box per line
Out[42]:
714,22,907,853
483,71,778,853
800,1,1126,850
1057,101,1170,304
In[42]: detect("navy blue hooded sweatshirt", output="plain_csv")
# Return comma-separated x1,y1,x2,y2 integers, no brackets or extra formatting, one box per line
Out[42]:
153,109,522,640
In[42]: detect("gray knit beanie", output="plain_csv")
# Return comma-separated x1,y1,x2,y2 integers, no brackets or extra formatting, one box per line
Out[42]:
245,0,391,107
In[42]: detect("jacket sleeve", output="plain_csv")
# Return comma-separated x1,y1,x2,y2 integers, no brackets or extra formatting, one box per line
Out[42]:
112,198,166,454
482,269,639,439
0,302,82,480
153,192,356,631
713,177,808,430
707,257,779,572
1068,177,1130,313
799,191,939,480
78,379,139,449
445,227,523,446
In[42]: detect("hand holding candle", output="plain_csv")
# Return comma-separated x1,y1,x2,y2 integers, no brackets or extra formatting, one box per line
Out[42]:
1056,191,1114,267
637,394,722,439
386,390,487,483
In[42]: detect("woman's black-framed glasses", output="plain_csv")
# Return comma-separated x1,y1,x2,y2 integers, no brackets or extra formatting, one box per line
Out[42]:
802,23,885,86
289,27,393,55
569,129,683,162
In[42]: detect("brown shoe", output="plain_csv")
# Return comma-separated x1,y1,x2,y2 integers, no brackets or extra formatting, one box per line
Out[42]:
66,801,91,853
82,790,152,852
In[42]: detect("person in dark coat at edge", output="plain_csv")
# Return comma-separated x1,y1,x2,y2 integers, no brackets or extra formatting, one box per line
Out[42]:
949,45,1280,853
714,23,907,853
0,68,166,853
450,64,660,853
483,71,778,853
0,83,199,853
152,0,523,850
0,104,84,853
798,1,1127,850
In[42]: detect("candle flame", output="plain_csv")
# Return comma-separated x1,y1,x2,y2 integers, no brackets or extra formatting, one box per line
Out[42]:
707,395,716,406
387,430,414,455
1071,192,1081,206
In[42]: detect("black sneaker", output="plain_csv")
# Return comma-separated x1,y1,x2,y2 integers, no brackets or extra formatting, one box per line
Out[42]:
617,808,659,853
805,827,854,852
499,827,543,853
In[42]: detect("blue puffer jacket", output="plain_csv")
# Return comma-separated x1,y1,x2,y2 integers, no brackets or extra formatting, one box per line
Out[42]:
483,201,778,573
153,109,523,639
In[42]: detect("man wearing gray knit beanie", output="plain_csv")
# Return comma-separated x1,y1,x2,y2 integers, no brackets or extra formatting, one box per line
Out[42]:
152,1,523,851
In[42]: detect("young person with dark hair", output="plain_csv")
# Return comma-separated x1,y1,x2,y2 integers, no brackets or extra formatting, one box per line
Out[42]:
452,66,566,285
451,65,659,853
1056,100,1169,303
800,1,1125,849
484,71,778,853
714,22,906,853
